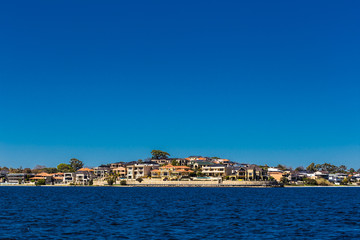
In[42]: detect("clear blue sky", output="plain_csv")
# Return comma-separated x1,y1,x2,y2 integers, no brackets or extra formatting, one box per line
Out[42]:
0,1,359,169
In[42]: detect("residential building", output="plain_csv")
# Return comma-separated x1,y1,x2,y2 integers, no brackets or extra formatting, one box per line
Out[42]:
64,173,75,184
192,161,215,169
113,167,127,178
236,165,267,181
29,172,54,184
201,165,232,177
150,159,172,165
185,156,207,161
110,162,125,169
7,173,35,184
126,163,157,179
151,164,193,179
267,168,284,182
0,170,9,183
314,171,329,180
94,165,111,179
75,168,95,184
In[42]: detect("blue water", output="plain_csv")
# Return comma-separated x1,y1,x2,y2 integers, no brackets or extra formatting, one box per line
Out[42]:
0,187,360,239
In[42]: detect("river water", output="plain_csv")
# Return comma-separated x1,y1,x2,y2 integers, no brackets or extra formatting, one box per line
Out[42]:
0,186,359,239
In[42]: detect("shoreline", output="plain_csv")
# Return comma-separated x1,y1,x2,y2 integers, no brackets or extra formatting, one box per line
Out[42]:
1,184,359,188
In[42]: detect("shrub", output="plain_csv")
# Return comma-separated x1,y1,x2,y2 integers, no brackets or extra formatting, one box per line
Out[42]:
280,177,290,185
316,178,331,186
120,180,127,185
341,178,349,185
303,178,318,186
35,179,46,186
107,178,114,186
89,179,93,186
136,177,143,183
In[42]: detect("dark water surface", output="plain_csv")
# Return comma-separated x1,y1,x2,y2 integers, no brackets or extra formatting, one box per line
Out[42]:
0,187,359,239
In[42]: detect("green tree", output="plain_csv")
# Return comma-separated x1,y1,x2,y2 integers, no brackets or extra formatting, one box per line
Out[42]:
69,158,84,171
171,159,178,166
23,168,32,173
303,177,317,186
57,163,74,172
341,178,349,185
320,163,337,173
349,168,355,174
337,165,347,173
106,174,117,186
151,150,170,159
295,166,304,172
35,179,46,186
136,177,143,183
107,178,115,186
280,177,289,185
276,164,286,171
43,168,58,173
306,163,316,172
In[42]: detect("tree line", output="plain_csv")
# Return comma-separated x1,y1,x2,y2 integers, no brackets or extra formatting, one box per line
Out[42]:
0,158,84,174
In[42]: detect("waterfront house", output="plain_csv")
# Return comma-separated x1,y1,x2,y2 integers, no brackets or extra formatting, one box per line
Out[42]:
328,173,348,184
328,174,342,184
0,170,9,183
352,173,360,182
52,173,64,184
94,165,111,179
7,173,35,184
126,163,157,179
29,172,54,184
64,172,75,184
63,168,95,185
151,164,193,179
267,168,284,182
75,168,95,184
236,165,267,181
201,165,232,177
314,171,329,180
112,167,127,178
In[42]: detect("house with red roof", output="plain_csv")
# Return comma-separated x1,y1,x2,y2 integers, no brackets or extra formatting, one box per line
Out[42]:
151,164,193,179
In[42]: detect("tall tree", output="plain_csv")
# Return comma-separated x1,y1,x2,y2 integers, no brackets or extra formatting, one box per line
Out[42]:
69,158,84,171
23,168,32,173
151,150,170,159
57,163,74,172
295,166,305,172
276,164,286,171
315,164,321,171
306,163,316,172
338,165,347,173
